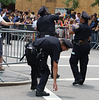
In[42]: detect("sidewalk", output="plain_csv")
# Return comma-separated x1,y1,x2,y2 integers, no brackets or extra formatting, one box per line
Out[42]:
0,64,31,86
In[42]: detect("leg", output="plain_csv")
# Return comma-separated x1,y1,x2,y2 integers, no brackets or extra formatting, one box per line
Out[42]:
25,49,38,90
7,33,11,45
0,38,4,71
37,67,50,91
31,65,38,90
69,54,82,82
0,56,3,67
80,54,89,84
36,57,50,96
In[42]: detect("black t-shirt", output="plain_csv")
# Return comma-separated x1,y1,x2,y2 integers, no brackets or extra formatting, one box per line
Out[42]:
37,14,59,34
73,22,92,40
33,36,62,63
3,15,10,28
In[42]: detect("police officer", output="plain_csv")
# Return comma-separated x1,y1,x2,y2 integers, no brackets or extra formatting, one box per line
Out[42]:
37,6,63,78
69,11,92,85
37,6,63,37
25,36,72,96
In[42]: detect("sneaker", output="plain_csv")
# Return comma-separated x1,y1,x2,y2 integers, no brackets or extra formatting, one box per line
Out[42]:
0,67,5,72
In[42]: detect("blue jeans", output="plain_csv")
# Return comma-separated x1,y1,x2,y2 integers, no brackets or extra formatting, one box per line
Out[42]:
91,31,97,48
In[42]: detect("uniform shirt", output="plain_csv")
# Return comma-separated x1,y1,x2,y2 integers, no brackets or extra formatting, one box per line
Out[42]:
73,22,92,40
0,16,3,38
33,36,62,63
37,14,59,34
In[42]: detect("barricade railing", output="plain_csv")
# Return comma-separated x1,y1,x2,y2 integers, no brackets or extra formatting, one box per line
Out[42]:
0,28,38,65
1,27,98,66
91,30,99,49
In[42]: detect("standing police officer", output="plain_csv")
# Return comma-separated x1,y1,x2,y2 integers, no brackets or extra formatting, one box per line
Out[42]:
37,6,63,78
69,11,92,85
37,6,63,37
25,36,72,96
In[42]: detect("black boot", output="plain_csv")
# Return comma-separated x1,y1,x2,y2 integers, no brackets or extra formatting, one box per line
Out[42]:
36,90,50,96
73,79,83,85
31,85,37,90
51,74,60,79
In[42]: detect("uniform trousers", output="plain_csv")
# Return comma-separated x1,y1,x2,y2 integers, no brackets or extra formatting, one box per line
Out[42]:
69,43,90,83
25,48,50,91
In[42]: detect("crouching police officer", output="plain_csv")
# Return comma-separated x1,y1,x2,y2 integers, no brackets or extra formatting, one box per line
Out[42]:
25,36,72,96
69,11,92,85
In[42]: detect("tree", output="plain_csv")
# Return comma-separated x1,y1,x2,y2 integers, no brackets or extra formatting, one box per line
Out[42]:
63,0,79,10
0,0,15,5
91,0,99,7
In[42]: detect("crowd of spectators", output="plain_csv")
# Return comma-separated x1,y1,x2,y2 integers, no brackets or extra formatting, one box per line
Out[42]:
0,8,40,30
0,7,99,71
0,8,99,46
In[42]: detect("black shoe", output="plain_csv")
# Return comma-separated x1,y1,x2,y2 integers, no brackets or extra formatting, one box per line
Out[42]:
51,74,60,79
79,81,83,85
31,86,37,90
7,43,12,45
36,90,50,96
73,79,83,85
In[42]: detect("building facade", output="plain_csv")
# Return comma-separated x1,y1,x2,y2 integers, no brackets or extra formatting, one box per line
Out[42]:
15,0,99,15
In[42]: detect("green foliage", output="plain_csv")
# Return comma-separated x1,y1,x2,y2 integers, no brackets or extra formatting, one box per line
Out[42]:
91,0,99,7
64,0,79,10
0,0,15,5
26,0,32,1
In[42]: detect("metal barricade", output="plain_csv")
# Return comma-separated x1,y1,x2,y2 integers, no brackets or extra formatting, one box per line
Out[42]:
91,30,99,49
0,28,38,65
95,30,99,49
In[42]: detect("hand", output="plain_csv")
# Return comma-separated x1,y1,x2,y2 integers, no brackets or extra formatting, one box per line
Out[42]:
53,82,58,91
15,22,22,26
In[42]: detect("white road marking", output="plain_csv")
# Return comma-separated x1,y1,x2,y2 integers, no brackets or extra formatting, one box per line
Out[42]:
3,63,99,100
43,77,99,100
48,78,99,81
5,64,99,68
43,87,62,100
48,56,70,59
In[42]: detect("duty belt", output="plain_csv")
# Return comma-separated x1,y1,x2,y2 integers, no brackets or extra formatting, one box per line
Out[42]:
72,40,89,45
38,32,55,38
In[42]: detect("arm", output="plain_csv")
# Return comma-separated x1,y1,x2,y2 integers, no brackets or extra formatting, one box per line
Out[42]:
53,61,58,91
59,15,63,20
69,25,75,35
1,19,22,26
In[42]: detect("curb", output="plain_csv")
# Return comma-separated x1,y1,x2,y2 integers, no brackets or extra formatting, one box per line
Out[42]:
0,68,31,86
0,80,31,86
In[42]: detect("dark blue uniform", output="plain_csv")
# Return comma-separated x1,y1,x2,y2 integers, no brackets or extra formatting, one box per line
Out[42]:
37,6,61,78
69,21,92,85
25,36,62,91
37,14,59,36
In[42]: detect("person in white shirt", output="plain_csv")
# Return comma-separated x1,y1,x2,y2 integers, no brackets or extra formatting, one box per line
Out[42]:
32,16,37,30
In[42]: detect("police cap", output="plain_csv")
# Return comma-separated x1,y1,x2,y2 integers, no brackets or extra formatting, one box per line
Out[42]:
61,38,73,48
38,6,46,14
81,11,90,19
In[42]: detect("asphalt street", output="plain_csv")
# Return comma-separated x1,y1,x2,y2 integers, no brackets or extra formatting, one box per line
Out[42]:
0,49,99,100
